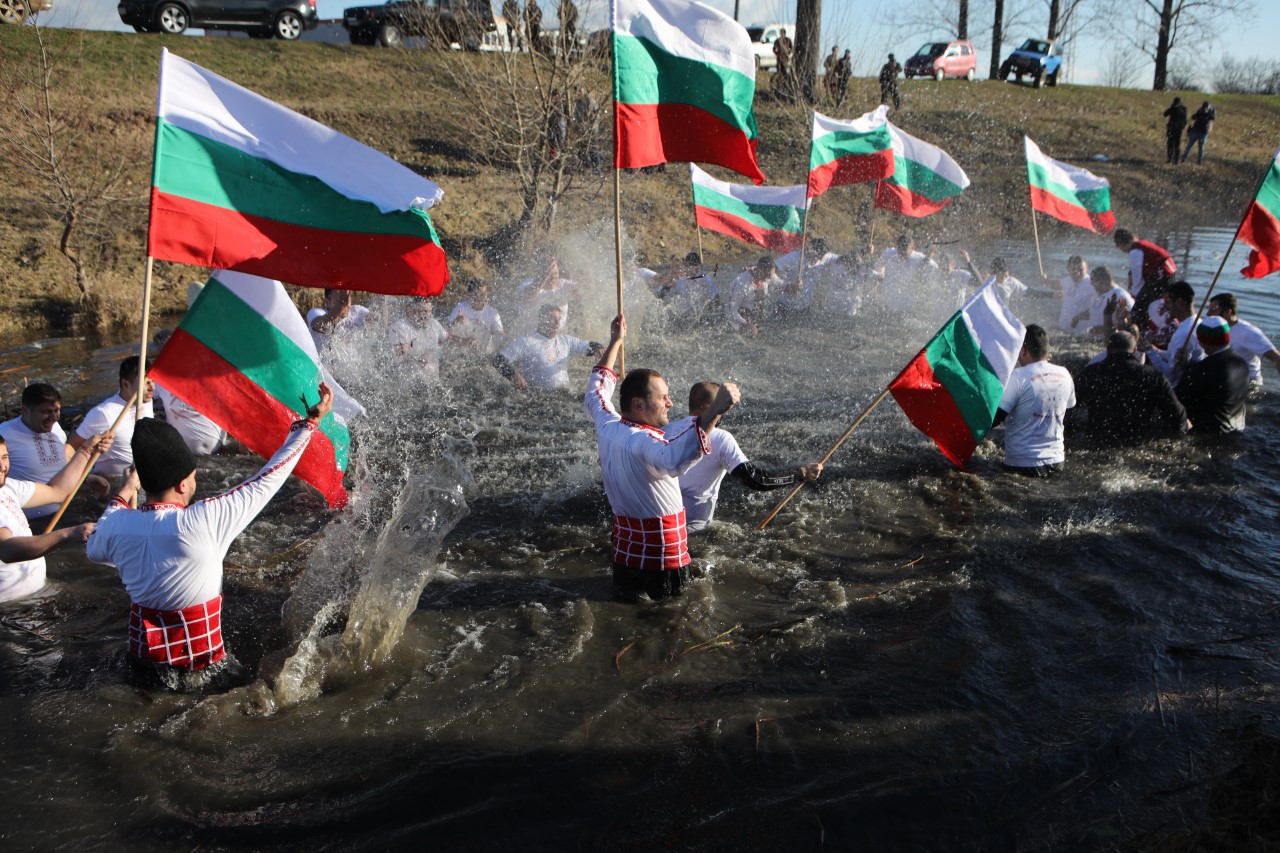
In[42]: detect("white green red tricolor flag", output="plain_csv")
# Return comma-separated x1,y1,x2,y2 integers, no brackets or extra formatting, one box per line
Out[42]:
150,270,363,508
612,0,765,183
875,122,970,217
808,107,894,199
1024,136,1115,235
1238,147,1280,278
888,283,1025,468
690,165,807,252
150,50,449,297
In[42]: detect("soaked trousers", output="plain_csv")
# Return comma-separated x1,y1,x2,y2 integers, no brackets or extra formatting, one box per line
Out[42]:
612,563,691,600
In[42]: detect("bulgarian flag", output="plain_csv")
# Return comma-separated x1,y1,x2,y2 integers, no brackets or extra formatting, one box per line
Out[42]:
1024,136,1115,235
1238,147,1280,278
889,284,1025,468
150,270,364,508
612,0,766,184
875,122,970,217
691,164,806,252
150,49,449,297
807,107,895,199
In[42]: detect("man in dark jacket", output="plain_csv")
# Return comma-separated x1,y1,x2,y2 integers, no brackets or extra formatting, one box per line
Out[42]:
1163,97,1187,164
1076,331,1188,447
1176,316,1250,434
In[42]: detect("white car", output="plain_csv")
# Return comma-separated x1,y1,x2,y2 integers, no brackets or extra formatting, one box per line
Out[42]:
746,21,794,71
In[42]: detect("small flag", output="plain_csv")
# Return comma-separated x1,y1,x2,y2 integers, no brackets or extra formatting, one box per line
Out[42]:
1238,147,1280,278
691,165,806,252
875,122,970,217
1024,136,1115,235
808,107,894,198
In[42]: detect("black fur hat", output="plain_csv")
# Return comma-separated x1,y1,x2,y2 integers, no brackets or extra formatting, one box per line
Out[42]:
132,419,195,494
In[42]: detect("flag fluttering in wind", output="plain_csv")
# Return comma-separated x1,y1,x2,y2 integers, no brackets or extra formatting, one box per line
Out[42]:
690,164,807,252
889,284,1026,468
150,49,449,297
807,106,894,198
874,122,970,217
1238,147,1280,278
612,0,765,183
150,270,364,508
1024,136,1115,235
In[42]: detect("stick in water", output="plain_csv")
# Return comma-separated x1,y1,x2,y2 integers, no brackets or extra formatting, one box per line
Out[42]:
42,391,139,534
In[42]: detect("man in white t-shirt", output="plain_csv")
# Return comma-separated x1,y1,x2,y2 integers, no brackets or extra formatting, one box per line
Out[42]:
447,281,505,354
665,382,822,533
877,234,940,315
776,238,838,313
69,356,156,478
1146,281,1204,384
983,257,1029,304
994,324,1076,476
307,289,371,354
725,256,779,334
389,296,451,384
494,305,601,390
1209,292,1280,385
0,383,109,519
661,252,721,324
1050,255,1094,333
0,430,112,603
1083,266,1136,336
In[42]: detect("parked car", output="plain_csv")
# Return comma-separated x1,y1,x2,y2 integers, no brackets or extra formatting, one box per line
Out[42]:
999,38,1062,87
343,0,494,49
745,21,793,71
1,0,53,25
904,39,978,81
117,0,318,39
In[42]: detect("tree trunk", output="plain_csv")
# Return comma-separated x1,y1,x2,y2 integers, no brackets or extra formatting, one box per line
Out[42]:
1152,0,1173,90
1047,0,1061,39
988,0,1005,79
794,0,822,104
958,0,968,39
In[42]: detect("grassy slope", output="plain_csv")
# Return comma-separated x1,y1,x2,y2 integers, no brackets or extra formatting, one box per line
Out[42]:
1,27,1278,330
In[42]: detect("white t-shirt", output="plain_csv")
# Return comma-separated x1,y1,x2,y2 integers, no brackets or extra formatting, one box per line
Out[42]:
447,301,504,354
1088,287,1136,331
154,385,226,456
776,252,838,312
666,274,720,320
501,332,592,390
1058,275,1094,333
306,304,371,353
0,479,44,603
725,272,776,330
879,248,939,314
0,418,68,519
987,274,1028,303
75,394,155,477
663,420,749,530
388,316,449,383
1227,319,1276,384
998,361,1076,467
1147,318,1204,384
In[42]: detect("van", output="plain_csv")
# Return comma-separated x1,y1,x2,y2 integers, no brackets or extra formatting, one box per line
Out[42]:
903,39,979,81
745,22,794,71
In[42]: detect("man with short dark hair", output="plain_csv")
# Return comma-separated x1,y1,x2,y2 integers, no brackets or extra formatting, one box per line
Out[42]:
0,383,109,518
994,325,1075,476
725,255,778,334
307,288,370,354
1146,280,1204,383
585,316,739,599
1208,292,1280,385
69,356,155,477
1176,316,1250,434
1113,228,1177,330
494,304,601,390
1076,331,1188,447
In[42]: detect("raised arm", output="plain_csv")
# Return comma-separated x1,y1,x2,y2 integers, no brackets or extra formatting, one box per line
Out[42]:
597,314,625,373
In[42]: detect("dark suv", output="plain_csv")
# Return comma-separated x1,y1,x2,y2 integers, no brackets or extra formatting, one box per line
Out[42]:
343,0,494,48
117,0,319,40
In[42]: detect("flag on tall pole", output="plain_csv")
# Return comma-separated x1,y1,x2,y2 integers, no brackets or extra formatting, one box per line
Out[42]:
1238,147,1280,278
1024,136,1115,235
150,49,449,297
888,284,1025,468
612,0,765,184
807,107,895,199
690,165,807,252
874,122,970,217
150,270,364,508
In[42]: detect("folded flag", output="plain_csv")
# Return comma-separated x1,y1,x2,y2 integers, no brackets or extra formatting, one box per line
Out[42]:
613,0,765,183
1238,147,1280,278
690,165,806,252
1024,136,1115,235
150,49,449,297
875,122,970,217
150,270,364,508
889,284,1025,468
808,107,894,198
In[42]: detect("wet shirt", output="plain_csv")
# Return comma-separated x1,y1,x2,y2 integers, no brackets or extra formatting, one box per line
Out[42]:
0,479,43,603
447,301,504,354
1076,353,1186,447
1176,348,1250,434
306,304,370,354
998,361,1076,466
75,394,155,477
1147,318,1205,385
1088,287,1135,332
0,418,67,519
1058,275,1094,333
1225,320,1276,384
501,332,591,390
388,317,449,383
663,420,749,527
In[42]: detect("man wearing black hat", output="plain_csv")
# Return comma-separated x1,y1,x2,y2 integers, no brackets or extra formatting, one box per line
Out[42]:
1175,316,1250,434
86,383,333,688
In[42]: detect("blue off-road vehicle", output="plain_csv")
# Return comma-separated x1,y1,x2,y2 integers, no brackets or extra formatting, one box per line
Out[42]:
998,38,1062,88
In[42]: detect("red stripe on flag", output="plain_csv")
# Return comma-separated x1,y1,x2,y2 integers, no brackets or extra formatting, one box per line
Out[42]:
807,150,895,198
151,329,348,508
694,205,804,252
1029,186,1115,235
1238,199,1280,279
874,182,955,218
888,351,979,468
614,102,765,184
147,189,450,297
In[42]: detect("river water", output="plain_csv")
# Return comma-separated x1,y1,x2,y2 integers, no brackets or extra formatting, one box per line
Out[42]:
1,225,1277,851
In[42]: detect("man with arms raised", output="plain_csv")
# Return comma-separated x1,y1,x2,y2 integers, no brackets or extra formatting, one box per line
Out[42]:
585,316,739,599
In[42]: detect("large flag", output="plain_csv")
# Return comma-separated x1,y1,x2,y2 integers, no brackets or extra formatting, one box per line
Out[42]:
690,164,807,252
1238,147,1280,278
1024,136,1115,235
807,107,895,199
875,122,970,217
150,270,364,508
150,49,449,297
612,0,765,184
889,284,1025,468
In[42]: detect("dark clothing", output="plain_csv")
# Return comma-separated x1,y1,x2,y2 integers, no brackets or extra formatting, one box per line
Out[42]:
1183,104,1215,163
1076,353,1187,447
1002,462,1063,477
1163,100,1186,163
1176,347,1250,434
731,460,801,491
612,562,690,600
879,59,901,109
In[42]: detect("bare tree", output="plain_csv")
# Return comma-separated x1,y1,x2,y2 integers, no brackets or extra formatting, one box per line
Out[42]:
1213,56,1280,94
1101,47,1142,88
794,0,822,103
1127,0,1252,90
989,0,1006,78
958,0,969,37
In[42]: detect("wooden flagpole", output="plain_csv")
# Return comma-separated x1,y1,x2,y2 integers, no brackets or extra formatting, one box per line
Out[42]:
43,391,139,533
135,257,155,421
691,179,704,264
1028,195,1047,280
611,46,625,375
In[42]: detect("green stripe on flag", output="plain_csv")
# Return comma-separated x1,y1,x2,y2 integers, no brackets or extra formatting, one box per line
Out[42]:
810,128,892,169
692,186,804,234
1257,159,1280,219
1027,162,1111,214
887,156,966,203
179,282,350,467
924,314,1005,439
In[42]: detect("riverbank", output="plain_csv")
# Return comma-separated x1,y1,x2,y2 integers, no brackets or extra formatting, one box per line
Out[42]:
2,27,1279,333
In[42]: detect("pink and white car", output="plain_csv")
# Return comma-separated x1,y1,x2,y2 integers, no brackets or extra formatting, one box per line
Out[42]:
904,39,979,81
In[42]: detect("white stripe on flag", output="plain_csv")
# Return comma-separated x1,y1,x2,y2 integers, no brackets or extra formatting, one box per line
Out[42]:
812,105,889,140
690,164,807,209
1024,136,1109,192
612,0,756,79
960,283,1025,384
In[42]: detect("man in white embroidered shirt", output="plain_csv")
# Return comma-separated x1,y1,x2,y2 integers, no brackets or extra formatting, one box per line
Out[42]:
585,315,739,600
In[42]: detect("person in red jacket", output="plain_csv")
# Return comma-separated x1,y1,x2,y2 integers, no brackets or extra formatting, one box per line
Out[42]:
1113,228,1176,331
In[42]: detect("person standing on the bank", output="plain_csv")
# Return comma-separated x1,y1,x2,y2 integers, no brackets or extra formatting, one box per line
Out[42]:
584,315,739,600
879,53,901,110
773,28,794,86
834,50,852,106
1162,97,1187,164
502,0,521,51
823,46,839,101
1113,228,1176,330
524,0,542,53
1182,101,1216,164
993,325,1076,477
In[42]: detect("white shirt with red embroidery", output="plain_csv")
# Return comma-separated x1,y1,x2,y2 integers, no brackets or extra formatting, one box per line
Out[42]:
85,423,315,612
0,479,43,602
0,418,68,518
